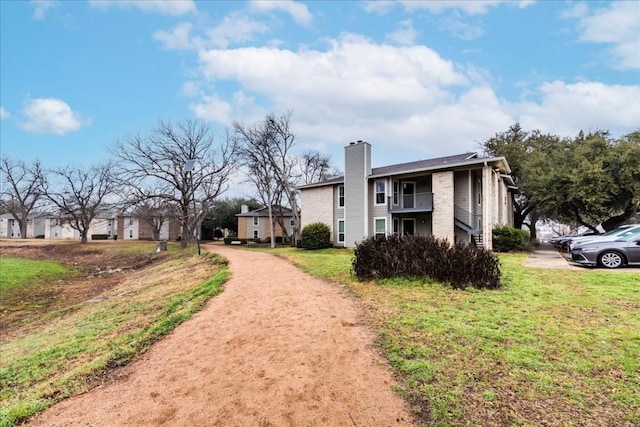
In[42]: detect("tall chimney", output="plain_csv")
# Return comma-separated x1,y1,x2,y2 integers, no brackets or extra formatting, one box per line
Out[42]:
344,141,371,247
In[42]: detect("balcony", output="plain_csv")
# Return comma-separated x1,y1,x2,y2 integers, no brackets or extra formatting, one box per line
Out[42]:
388,192,433,213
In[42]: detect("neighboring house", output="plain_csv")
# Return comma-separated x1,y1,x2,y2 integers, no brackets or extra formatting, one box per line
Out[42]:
298,141,514,250
44,216,117,240
236,205,296,240
0,213,46,238
117,215,180,241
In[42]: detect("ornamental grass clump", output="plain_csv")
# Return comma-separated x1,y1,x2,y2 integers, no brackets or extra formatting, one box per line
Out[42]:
352,234,501,289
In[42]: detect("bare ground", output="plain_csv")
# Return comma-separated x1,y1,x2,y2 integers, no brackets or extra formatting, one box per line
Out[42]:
26,244,415,427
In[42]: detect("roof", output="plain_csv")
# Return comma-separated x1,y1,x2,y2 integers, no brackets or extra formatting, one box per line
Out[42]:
370,152,478,176
298,152,511,189
236,206,296,218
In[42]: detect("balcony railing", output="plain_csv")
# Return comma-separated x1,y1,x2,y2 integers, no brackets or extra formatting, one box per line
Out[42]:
388,192,433,213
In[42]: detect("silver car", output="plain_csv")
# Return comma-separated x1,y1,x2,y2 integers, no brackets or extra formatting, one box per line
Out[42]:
570,229,640,268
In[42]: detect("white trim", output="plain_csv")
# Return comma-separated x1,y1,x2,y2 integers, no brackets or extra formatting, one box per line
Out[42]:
253,229,259,239
338,185,345,209
253,216,259,226
337,219,345,245
374,180,386,206
374,217,387,237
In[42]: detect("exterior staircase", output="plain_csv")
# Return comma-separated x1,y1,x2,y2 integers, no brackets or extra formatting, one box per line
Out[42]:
454,205,482,246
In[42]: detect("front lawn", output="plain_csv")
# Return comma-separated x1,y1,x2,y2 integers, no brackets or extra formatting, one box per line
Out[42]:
272,248,640,426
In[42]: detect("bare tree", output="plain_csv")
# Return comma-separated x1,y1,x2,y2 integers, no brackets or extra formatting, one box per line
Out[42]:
264,112,302,245
0,157,45,238
111,119,236,249
235,113,339,246
233,119,280,248
133,197,179,241
299,151,340,185
43,163,116,244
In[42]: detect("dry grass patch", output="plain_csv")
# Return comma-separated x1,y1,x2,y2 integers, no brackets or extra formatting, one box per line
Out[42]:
0,241,228,426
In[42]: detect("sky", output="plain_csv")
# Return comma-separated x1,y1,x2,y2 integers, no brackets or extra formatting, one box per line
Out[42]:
1,0,639,184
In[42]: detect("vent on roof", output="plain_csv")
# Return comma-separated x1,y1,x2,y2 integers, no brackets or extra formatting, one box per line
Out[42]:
466,153,478,159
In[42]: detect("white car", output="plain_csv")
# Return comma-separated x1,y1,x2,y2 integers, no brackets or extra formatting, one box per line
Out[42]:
568,224,640,251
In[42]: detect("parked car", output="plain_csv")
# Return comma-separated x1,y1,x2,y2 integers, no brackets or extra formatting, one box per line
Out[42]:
567,224,640,251
553,230,599,251
570,229,640,268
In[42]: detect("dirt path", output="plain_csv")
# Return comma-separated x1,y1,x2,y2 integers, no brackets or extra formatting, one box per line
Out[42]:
27,245,414,427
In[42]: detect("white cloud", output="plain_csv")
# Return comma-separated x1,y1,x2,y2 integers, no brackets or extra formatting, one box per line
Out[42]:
186,34,638,162
248,0,313,25
19,98,87,135
206,12,270,49
154,13,270,51
399,0,502,15
438,11,485,40
154,22,199,51
31,0,55,20
565,2,640,70
0,107,9,119
361,1,395,15
515,81,640,137
88,0,196,16
385,20,419,46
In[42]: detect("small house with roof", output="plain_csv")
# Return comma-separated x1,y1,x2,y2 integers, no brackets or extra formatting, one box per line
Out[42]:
298,141,514,250
236,205,296,241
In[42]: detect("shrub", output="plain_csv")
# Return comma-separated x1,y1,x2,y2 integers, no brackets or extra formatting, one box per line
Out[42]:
35,234,45,239
91,234,110,240
352,234,501,289
300,222,331,250
492,225,529,252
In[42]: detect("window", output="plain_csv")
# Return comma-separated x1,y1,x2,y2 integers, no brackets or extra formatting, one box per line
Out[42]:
338,186,345,208
393,181,399,205
253,216,259,226
374,218,386,237
129,218,134,225
393,218,399,235
337,220,345,243
290,219,295,226
476,178,482,205
375,180,386,205
129,229,133,238
253,229,259,239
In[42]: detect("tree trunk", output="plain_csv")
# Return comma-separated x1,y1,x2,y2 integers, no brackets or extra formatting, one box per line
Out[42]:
19,219,28,239
80,229,88,244
267,205,275,249
180,206,189,249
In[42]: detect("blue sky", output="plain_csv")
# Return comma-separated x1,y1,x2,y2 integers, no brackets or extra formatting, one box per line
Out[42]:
1,0,639,183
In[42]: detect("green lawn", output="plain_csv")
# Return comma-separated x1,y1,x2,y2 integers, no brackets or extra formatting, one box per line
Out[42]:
270,247,640,427
0,250,228,427
0,257,70,292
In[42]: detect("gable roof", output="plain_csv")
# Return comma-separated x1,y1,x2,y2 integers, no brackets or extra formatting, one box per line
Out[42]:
370,152,478,177
236,206,296,218
298,152,511,189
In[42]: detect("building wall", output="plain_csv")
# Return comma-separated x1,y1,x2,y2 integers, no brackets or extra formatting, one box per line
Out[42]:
300,186,334,236
238,214,292,240
432,171,455,243
45,218,79,239
481,166,494,249
368,177,390,236
344,141,371,247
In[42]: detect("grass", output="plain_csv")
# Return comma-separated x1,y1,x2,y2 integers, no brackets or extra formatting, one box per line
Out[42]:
0,247,228,427
270,247,640,427
0,257,70,292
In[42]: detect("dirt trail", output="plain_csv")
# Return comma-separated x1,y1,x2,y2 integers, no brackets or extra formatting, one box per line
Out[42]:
27,245,414,427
